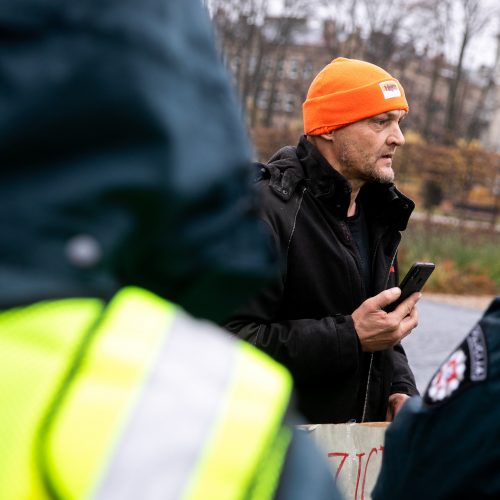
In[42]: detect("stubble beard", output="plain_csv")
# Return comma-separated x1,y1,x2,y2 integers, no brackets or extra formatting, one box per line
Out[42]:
340,144,395,184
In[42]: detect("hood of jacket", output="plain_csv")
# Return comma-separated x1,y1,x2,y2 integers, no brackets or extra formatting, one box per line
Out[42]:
0,0,276,321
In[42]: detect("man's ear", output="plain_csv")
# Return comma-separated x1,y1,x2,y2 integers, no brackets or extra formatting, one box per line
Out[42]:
320,131,334,142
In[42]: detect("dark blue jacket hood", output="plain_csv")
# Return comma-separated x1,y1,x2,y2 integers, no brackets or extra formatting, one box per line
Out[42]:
0,0,275,321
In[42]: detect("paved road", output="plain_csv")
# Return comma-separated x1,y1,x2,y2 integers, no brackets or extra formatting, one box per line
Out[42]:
402,298,487,393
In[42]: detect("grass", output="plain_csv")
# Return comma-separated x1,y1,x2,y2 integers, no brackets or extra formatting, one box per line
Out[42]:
398,219,500,295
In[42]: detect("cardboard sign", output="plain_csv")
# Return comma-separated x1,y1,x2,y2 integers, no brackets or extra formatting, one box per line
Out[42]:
299,423,389,500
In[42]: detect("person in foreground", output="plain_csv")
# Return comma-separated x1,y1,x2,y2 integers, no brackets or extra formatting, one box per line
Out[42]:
0,0,340,498
372,296,500,499
227,57,420,424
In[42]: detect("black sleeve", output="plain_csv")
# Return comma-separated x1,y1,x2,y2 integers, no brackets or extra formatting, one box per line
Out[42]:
226,285,361,386
388,258,419,396
390,343,419,396
373,299,500,500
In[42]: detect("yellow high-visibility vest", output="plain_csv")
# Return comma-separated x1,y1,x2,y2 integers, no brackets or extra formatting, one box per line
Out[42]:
0,287,292,499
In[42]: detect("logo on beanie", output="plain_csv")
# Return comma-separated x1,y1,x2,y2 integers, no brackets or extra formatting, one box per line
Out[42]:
379,80,401,99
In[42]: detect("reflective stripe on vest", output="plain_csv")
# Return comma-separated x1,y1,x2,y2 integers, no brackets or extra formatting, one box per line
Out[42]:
0,287,292,499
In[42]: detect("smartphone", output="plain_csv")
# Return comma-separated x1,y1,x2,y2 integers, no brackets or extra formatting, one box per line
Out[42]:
384,262,435,312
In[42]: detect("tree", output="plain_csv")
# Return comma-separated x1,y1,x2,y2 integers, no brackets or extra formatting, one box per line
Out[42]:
444,0,493,143
466,21,500,141
405,0,452,141
209,0,270,108
260,0,314,127
207,0,317,128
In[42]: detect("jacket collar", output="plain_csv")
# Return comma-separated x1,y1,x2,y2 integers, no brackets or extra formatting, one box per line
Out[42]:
264,135,414,230
264,145,305,201
297,135,352,215
297,135,351,199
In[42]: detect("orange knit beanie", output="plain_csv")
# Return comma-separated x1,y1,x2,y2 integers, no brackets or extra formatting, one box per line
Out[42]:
303,57,409,135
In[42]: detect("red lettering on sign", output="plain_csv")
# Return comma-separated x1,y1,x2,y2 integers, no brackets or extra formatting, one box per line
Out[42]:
361,447,379,500
326,445,385,500
327,452,349,480
354,453,365,500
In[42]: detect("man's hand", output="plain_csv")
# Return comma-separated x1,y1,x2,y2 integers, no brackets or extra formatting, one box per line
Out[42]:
385,393,410,421
351,287,421,352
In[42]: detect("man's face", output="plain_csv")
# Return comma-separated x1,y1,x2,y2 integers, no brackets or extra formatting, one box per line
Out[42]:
330,109,406,184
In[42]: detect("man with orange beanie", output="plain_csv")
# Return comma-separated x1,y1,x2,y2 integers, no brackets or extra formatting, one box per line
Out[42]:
227,58,420,424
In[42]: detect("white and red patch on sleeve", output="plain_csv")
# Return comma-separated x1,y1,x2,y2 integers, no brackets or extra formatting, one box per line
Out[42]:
427,349,466,402
424,323,488,407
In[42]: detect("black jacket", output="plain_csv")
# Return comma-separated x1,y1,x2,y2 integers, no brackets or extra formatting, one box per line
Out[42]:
373,296,500,500
227,136,419,423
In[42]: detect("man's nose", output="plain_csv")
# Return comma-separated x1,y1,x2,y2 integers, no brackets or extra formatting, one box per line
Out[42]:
388,123,405,146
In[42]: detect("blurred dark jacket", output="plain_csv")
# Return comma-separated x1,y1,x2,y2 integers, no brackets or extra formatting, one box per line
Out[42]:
372,296,500,499
0,0,276,322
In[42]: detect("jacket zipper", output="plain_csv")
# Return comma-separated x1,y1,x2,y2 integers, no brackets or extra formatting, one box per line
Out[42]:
339,219,367,306
360,241,399,422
